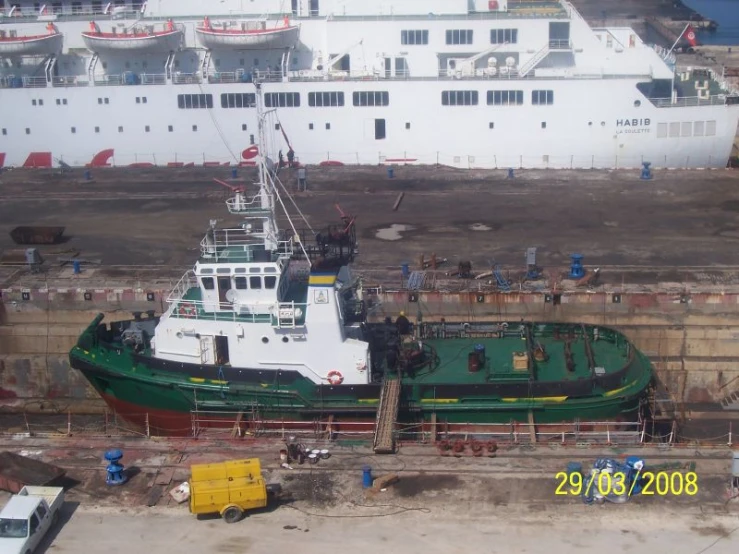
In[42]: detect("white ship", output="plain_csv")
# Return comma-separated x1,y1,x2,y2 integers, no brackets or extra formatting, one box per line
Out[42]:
0,0,737,170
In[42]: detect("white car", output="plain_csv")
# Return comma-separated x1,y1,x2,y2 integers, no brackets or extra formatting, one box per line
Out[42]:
0,487,64,554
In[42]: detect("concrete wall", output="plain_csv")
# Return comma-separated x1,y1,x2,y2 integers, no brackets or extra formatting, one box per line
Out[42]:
2,286,739,412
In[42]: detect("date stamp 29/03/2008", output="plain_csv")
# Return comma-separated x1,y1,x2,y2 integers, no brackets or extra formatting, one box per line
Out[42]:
554,471,699,497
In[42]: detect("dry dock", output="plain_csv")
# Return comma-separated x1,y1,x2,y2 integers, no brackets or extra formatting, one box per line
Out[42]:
2,166,739,441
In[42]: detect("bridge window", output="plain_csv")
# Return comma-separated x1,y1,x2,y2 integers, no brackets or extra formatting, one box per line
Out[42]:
352,91,389,107
264,276,277,289
177,94,213,109
490,29,518,44
201,277,214,290
401,30,429,45
308,92,344,107
531,90,554,105
442,90,478,106
446,29,473,45
249,276,262,289
234,277,247,290
264,93,300,108
487,90,523,105
221,93,256,108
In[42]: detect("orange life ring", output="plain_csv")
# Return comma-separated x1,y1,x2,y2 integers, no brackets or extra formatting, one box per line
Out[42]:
241,146,259,160
178,303,197,318
327,370,344,386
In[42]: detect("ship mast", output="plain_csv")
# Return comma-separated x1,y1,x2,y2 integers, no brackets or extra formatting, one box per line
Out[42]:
254,80,280,252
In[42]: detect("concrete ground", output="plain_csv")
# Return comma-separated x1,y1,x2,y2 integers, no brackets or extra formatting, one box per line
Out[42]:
36,508,739,554
3,166,739,277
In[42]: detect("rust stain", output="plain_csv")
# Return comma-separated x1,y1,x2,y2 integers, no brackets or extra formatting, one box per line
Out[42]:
0,388,18,399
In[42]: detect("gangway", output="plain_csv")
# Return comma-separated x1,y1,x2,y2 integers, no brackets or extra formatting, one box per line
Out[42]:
373,377,401,454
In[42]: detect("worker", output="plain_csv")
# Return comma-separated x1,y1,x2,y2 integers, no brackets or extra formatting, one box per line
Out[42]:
46,22,56,34
395,311,411,336
166,18,174,31
278,149,284,168
287,148,295,168
203,15,211,30
283,16,290,27
89,21,98,33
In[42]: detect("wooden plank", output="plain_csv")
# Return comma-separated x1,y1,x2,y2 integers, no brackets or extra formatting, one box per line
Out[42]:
154,467,175,486
528,410,537,444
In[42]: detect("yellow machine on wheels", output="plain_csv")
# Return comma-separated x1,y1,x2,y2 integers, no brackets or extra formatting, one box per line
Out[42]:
189,458,269,523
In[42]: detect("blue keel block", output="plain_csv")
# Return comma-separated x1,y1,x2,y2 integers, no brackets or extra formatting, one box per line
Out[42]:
569,254,585,279
104,448,128,486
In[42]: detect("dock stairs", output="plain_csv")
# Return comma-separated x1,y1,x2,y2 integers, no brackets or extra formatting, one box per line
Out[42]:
373,377,401,454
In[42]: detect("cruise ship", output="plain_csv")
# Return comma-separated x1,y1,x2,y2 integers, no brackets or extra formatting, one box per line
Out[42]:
0,0,737,169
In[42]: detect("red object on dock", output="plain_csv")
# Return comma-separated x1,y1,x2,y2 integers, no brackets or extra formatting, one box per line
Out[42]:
22,152,52,168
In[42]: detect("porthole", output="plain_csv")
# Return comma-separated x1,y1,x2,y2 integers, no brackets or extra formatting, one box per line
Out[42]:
282,336,289,343
634,100,641,107
261,336,269,344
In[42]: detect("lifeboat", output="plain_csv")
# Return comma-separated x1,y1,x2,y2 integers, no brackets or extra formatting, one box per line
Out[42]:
195,16,299,50
82,19,183,53
0,24,63,56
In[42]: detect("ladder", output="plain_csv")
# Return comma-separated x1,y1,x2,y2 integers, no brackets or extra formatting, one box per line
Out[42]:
373,377,401,454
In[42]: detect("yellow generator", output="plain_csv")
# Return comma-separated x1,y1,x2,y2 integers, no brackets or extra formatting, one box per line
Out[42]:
189,458,268,523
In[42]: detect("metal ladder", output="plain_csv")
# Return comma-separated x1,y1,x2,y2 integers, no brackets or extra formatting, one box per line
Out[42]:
373,378,401,454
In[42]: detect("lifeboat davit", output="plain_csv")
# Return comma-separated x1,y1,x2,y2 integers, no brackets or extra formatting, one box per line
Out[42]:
0,24,63,56
195,16,299,50
82,20,183,53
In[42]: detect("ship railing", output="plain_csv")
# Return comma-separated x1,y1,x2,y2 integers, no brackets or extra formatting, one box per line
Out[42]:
140,73,166,86
165,270,197,307
51,75,89,87
651,95,728,107
208,71,253,85
199,229,295,260
21,76,47,88
94,74,122,86
172,72,202,85
225,193,271,214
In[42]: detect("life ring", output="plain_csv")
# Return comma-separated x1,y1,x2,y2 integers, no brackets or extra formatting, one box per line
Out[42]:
241,146,259,160
327,370,344,386
178,303,197,318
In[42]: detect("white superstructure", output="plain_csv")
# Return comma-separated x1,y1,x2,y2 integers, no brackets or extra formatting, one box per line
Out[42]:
0,0,737,169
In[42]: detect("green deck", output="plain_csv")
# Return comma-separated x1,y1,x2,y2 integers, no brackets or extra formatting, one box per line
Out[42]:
411,336,628,385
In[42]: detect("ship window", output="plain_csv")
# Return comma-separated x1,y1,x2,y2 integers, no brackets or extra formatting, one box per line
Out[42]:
441,90,478,106
234,268,246,273
1,129,6,135
531,90,554,105
541,122,546,129
201,277,214,290
216,268,230,274
693,121,704,136
177,94,214,109
309,123,314,130
264,92,300,108
92,0,102,12
681,122,692,137
168,125,173,132
105,98,109,104
98,98,102,104
445,29,473,45
25,128,30,135
352,91,389,107
490,29,518,44
264,267,277,273
95,126,100,133
56,99,60,105
71,127,76,134
657,122,668,138
275,124,281,130
234,276,247,290
192,125,198,132
706,120,716,136
136,97,140,103
221,93,256,109
249,267,261,273
200,268,213,274
401,30,429,45
489,122,494,129
32,99,37,106
71,1,82,13
405,122,411,130
669,122,680,137
145,125,150,132
250,134,255,144
308,91,345,107
242,124,247,131
249,276,262,289
264,276,277,289
325,122,331,130
487,90,524,105
375,118,386,140
63,99,67,105
118,126,123,133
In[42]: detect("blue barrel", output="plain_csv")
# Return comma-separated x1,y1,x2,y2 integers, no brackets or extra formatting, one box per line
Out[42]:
401,263,409,278
84,170,91,181
362,465,373,488
474,343,486,363
387,167,394,179
507,168,515,179
231,168,238,179
73,260,81,274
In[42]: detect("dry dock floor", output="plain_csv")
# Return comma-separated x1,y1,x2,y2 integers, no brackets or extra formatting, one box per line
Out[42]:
0,436,736,554
3,166,739,283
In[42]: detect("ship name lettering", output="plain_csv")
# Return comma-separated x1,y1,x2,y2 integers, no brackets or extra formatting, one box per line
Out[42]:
616,118,651,127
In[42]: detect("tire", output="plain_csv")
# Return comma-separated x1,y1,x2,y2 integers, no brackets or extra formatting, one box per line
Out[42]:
222,506,243,524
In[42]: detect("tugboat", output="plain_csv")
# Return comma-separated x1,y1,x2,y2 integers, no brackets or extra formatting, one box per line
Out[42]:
69,83,654,437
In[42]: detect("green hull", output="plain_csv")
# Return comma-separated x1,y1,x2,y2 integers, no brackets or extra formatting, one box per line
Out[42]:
70,315,653,435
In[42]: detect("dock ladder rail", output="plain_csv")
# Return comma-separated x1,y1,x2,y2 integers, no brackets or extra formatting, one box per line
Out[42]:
373,377,401,454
